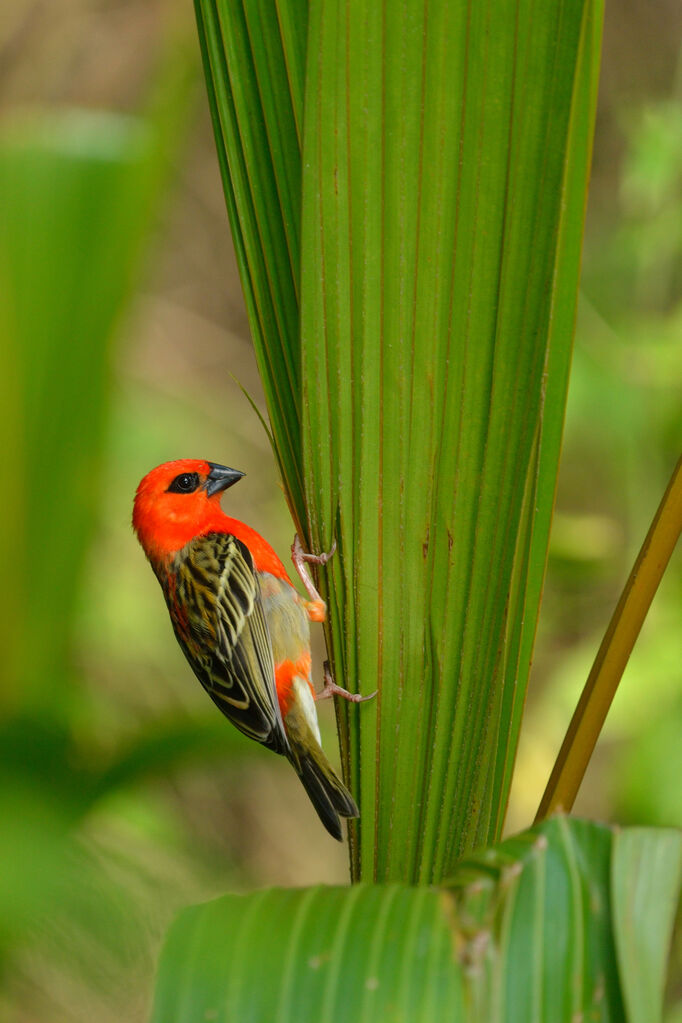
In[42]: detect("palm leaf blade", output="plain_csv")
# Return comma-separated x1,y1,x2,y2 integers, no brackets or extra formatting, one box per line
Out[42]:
300,0,604,880
150,819,680,1022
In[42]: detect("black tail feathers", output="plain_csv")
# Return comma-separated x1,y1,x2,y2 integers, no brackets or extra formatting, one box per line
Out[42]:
295,752,359,842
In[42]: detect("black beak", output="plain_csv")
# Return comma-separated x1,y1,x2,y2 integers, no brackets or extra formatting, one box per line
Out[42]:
204,462,245,497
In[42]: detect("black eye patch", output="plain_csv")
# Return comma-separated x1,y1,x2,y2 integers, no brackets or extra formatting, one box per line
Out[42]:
167,472,200,494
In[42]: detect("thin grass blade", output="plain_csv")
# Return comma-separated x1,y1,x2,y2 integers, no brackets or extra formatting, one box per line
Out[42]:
536,454,682,820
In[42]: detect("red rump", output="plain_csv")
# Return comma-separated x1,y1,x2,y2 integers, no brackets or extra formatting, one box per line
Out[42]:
275,655,314,716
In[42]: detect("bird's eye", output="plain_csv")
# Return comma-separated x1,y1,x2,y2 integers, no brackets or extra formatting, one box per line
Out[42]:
167,472,200,494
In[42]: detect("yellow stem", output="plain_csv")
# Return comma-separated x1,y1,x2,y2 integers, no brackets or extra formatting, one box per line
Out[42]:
536,454,682,821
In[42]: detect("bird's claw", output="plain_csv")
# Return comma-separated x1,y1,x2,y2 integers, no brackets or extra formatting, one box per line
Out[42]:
316,661,377,704
292,534,337,566
291,534,336,612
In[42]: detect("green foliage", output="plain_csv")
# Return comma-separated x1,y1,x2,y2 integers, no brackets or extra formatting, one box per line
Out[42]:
300,0,604,881
196,0,604,880
150,818,681,1023
185,2,682,1016
1,2,677,1019
612,829,682,1023
0,110,155,713
526,91,682,840
0,83,199,957
0,108,155,959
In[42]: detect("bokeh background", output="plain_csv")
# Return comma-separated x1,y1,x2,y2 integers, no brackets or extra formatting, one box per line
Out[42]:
1,1,680,1020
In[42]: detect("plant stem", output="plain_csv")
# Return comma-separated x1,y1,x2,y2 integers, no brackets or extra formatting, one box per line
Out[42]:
536,454,682,820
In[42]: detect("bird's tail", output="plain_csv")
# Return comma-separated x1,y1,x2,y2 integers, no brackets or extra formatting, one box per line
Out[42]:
284,697,358,841
293,746,359,841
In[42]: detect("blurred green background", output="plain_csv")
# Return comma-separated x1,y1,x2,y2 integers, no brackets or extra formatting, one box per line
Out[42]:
0,2,680,1020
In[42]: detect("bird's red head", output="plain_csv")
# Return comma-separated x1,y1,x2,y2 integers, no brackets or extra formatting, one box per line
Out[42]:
133,459,244,564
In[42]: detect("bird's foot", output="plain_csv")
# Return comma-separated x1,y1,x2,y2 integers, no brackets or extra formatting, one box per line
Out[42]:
293,534,337,567
315,661,378,704
292,535,337,621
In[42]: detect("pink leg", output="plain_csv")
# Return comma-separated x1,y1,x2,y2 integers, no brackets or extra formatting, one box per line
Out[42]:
291,534,337,622
316,661,378,704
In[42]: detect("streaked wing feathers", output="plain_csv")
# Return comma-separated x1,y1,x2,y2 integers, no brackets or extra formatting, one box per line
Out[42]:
169,532,289,755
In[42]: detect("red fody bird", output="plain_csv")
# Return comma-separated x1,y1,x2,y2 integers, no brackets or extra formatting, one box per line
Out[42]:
133,458,364,840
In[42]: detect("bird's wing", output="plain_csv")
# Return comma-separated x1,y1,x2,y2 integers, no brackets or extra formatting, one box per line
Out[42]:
170,531,289,755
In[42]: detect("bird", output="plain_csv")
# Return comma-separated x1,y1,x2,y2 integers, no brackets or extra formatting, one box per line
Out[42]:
133,458,365,840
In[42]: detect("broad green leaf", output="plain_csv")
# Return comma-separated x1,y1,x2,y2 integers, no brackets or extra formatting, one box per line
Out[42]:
150,818,681,1023
299,0,604,881
194,0,308,532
